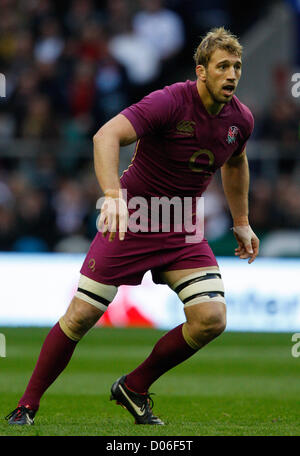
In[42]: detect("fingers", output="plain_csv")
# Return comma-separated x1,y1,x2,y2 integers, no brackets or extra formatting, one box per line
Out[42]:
108,214,117,242
98,211,108,237
234,245,250,260
233,225,260,264
118,212,128,241
248,237,259,264
98,196,128,242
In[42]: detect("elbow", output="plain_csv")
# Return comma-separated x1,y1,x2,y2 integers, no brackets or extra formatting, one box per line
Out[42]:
225,151,248,168
93,129,104,144
93,126,119,145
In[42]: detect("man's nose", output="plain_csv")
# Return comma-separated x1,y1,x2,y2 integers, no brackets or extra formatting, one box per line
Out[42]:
226,67,236,81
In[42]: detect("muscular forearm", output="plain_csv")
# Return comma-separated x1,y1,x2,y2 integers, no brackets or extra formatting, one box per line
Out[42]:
221,152,259,263
93,114,137,198
221,152,249,225
93,131,121,197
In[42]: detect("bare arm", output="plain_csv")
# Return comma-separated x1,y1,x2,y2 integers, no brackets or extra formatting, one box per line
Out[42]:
221,149,249,225
93,113,137,197
93,114,137,241
221,149,259,263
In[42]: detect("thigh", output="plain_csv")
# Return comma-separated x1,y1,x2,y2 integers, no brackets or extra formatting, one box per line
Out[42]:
160,266,220,288
161,266,226,325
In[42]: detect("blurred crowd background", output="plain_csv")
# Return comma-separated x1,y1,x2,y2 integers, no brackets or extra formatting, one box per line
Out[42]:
0,0,299,256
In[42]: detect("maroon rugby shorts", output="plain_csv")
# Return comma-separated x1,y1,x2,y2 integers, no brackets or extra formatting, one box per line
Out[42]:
80,230,218,286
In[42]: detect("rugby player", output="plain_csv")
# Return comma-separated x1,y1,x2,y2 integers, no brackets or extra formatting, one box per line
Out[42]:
6,27,259,426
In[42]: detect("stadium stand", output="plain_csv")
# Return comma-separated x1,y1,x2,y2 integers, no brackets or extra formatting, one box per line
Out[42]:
0,0,299,256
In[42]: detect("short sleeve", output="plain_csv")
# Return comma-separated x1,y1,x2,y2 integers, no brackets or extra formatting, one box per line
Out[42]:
120,87,176,138
232,108,254,157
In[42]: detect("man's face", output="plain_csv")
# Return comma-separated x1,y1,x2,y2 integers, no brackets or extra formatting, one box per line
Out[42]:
199,48,242,104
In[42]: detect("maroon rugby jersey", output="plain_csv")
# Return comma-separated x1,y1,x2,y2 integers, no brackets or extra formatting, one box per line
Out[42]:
120,79,254,200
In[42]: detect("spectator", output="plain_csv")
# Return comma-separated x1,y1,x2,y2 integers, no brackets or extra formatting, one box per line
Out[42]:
9,30,34,74
34,17,64,64
0,8,20,64
64,0,100,35
133,0,185,60
14,188,57,250
0,204,17,251
20,94,60,139
9,67,40,137
249,178,273,230
261,98,299,143
0,112,15,139
108,24,161,90
77,21,108,62
106,0,133,36
94,53,129,122
52,179,89,237
202,179,230,240
68,60,96,118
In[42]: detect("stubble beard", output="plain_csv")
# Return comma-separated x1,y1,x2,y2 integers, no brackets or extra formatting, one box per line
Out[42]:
205,76,232,105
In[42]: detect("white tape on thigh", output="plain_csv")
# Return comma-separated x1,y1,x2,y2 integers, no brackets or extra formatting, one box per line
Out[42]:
75,274,117,312
172,268,225,307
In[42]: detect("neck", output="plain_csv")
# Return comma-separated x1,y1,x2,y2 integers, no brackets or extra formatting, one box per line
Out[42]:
196,78,225,116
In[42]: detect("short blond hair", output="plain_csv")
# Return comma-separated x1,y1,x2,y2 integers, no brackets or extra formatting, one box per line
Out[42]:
193,27,243,67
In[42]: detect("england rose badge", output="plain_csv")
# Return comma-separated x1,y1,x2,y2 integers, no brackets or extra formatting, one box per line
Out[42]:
227,125,239,144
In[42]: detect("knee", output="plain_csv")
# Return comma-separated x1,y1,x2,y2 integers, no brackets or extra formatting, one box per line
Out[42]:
187,303,226,345
201,307,226,339
62,296,103,340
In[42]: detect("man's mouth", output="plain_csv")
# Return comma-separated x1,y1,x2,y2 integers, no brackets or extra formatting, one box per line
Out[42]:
222,84,235,96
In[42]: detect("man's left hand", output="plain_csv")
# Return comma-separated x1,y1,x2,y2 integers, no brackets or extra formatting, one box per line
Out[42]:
233,225,260,264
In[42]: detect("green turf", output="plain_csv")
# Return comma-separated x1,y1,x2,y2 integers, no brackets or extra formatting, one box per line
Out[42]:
0,327,299,436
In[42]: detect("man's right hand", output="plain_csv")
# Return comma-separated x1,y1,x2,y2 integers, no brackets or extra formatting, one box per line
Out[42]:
98,191,129,242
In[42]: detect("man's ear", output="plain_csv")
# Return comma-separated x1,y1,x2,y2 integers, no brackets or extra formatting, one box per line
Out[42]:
196,64,206,82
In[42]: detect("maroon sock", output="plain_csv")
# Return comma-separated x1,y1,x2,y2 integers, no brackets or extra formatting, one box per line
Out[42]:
125,323,197,393
18,322,78,411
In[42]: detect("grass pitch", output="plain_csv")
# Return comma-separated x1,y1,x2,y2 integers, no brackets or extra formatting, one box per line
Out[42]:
0,327,299,436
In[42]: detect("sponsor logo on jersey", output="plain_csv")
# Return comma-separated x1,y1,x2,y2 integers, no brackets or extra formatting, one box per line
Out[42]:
227,125,239,144
176,120,195,136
